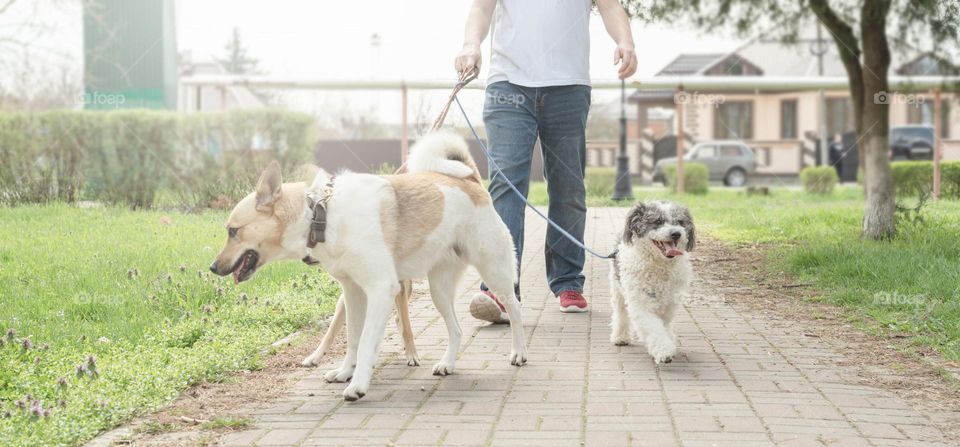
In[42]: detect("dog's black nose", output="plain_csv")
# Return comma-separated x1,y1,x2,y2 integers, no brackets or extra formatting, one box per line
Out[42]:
670,231,682,241
209,261,219,274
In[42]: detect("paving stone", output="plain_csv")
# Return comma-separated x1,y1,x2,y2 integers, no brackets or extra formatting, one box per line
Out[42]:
195,209,950,446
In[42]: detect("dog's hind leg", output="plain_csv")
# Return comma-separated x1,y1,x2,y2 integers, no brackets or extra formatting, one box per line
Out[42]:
426,264,464,376
325,280,365,383
395,280,420,366
303,294,346,367
343,279,400,401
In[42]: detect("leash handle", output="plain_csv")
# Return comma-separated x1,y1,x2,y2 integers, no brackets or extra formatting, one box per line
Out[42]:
394,68,479,175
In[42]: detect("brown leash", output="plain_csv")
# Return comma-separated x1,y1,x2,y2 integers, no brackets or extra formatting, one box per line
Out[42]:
393,68,479,174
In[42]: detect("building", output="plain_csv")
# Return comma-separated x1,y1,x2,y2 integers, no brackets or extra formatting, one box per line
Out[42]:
595,30,960,183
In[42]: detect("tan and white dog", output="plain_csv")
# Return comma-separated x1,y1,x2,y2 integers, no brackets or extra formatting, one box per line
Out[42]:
210,132,527,401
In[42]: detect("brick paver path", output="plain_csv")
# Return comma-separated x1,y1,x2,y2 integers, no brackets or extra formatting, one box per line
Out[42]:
220,208,952,446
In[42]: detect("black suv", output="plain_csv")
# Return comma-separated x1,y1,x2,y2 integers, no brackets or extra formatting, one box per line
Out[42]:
889,125,934,160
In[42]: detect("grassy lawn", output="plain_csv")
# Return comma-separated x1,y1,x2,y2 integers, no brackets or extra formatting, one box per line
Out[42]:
0,204,338,446
529,182,960,360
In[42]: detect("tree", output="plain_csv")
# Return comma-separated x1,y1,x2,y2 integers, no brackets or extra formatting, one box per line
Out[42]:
623,0,960,239
216,27,260,75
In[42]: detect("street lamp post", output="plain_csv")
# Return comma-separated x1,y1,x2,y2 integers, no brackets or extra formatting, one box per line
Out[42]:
612,79,634,201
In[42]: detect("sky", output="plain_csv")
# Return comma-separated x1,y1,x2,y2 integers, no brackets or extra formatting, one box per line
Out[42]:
176,0,741,125
2,0,742,122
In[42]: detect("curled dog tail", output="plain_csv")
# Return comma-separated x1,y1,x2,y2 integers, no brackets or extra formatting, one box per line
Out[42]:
407,131,482,183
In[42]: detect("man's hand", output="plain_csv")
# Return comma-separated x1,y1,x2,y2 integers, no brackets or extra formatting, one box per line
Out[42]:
455,44,482,75
614,43,638,80
597,0,637,80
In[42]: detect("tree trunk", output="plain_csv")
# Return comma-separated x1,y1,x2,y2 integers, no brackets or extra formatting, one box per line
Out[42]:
859,0,895,239
809,0,865,179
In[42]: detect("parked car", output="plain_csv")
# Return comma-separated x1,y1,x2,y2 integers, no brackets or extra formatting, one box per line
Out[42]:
653,141,757,187
889,125,934,160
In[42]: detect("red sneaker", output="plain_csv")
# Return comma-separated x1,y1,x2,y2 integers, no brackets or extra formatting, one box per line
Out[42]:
558,290,588,313
469,291,510,324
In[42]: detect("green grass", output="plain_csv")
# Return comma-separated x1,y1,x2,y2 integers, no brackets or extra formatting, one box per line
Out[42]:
0,204,339,446
530,181,960,360
200,417,253,430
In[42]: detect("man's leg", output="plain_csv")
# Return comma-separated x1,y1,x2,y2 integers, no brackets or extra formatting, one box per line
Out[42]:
471,81,538,324
537,84,590,310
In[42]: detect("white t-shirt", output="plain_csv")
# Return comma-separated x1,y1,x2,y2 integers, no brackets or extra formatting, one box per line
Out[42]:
487,0,592,87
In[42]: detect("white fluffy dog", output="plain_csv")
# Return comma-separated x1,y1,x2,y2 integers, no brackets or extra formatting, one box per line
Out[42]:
609,200,696,364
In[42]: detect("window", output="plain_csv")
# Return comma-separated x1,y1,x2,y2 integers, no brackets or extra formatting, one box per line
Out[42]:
907,100,951,138
695,146,717,158
780,99,798,139
714,101,753,139
720,145,744,157
826,98,855,137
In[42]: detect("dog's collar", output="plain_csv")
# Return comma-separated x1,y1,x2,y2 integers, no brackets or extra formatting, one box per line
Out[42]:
305,176,336,249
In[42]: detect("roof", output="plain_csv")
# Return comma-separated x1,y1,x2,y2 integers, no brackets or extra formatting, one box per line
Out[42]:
656,54,727,76
632,22,927,101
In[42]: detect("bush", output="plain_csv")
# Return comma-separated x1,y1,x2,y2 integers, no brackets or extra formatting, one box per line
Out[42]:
663,163,709,194
891,160,960,200
585,167,616,197
0,109,317,209
800,166,839,195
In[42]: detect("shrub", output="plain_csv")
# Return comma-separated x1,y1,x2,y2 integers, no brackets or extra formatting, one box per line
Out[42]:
800,166,838,195
585,167,616,197
663,163,709,194
0,109,317,209
891,160,960,200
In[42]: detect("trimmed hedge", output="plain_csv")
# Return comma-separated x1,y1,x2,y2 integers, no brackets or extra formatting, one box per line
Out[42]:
585,167,616,197
0,109,316,208
800,166,839,195
891,160,960,200
663,163,709,195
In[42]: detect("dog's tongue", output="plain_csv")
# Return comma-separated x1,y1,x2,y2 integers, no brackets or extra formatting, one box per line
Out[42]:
233,269,240,284
664,241,684,258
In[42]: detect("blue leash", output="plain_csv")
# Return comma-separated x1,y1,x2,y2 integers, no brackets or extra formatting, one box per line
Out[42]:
453,96,617,260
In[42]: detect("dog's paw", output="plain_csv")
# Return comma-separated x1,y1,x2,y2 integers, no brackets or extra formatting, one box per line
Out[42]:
323,366,354,383
300,352,324,367
406,353,421,367
610,333,631,346
342,383,367,402
510,349,527,366
647,340,677,365
432,361,454,376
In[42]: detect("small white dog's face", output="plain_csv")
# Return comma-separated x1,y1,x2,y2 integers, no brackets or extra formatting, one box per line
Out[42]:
622,200,696,259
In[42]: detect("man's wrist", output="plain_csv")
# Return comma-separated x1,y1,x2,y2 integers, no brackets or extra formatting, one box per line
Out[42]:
462,42,481,51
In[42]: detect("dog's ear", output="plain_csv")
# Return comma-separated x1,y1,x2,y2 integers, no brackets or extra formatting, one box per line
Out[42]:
622,202,646,244
681,208,696,252
255,161,283,213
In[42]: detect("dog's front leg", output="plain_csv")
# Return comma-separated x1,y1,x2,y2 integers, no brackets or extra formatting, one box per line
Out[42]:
324,281,364,383
630,307,677,364
609,284,632,346
343,280,399,401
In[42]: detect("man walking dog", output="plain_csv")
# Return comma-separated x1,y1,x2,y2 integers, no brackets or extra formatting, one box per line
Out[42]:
456,0,637,322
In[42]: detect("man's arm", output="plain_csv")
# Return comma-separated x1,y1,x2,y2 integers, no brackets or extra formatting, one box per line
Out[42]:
596,0,637,79
455,0,497,74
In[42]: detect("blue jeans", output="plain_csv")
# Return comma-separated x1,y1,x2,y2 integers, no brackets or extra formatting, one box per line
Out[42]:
480,81,590,298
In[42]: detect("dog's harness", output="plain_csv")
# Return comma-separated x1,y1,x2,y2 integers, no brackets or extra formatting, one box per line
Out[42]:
301,176,335,266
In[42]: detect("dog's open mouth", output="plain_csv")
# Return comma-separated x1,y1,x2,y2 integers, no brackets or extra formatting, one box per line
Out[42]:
230,250,259,283
652,240,684,258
